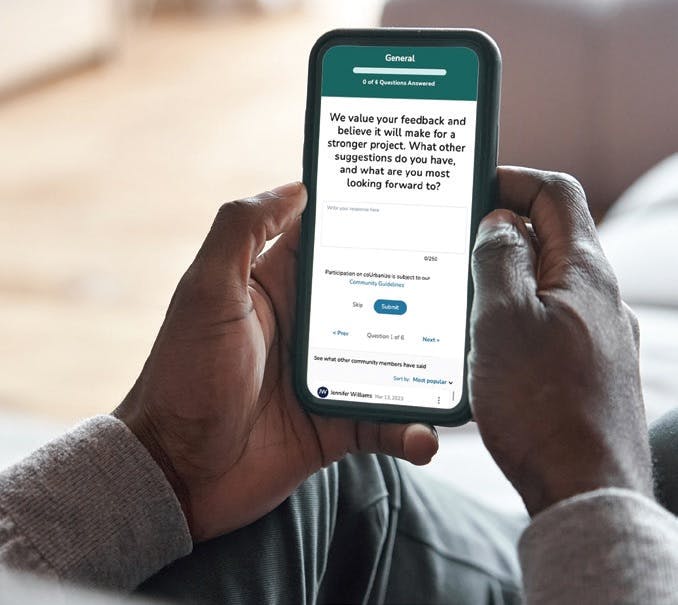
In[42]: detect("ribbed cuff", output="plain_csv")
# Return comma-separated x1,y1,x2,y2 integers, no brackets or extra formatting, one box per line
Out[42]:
0,415,192,590
519,488,678,604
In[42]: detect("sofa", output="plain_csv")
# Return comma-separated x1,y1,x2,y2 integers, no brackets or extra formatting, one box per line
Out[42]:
382,0,678,220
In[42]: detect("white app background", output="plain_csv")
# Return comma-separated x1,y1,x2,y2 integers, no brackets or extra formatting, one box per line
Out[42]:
307,95,477,409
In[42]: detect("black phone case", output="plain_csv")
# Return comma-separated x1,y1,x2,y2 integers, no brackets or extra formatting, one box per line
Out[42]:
295,28,501,426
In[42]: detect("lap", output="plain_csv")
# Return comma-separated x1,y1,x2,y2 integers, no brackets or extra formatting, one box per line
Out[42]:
138,455,524,604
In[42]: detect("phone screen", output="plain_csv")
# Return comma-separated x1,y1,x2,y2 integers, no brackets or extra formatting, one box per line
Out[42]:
306,44,479,410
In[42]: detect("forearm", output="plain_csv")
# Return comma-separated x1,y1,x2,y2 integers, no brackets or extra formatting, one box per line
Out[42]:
520,488,678,604
0,416,191,590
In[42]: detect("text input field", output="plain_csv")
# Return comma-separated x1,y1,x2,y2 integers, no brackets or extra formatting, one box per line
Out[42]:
321,202,467,254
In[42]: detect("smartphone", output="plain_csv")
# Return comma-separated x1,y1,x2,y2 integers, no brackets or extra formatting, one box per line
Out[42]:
295,28,501,425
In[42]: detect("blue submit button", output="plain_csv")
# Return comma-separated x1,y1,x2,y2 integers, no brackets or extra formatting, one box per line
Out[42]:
374,299,407,315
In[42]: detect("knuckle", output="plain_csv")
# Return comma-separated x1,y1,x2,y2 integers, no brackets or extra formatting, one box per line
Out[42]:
543,171,587,203
212,198,262,244
216,198,255,223
472,226,528,288
472,224,524,261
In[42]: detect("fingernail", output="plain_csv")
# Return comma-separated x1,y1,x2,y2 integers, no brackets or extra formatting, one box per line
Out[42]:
479,209,518,231
270,181,303,197
430,425,438,440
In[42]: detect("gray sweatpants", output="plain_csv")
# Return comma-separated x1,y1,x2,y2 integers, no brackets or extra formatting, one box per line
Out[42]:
138,455,524,604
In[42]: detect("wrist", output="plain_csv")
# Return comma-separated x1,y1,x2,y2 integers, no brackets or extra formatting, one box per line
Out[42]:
112,408,194,535
520,460,653,517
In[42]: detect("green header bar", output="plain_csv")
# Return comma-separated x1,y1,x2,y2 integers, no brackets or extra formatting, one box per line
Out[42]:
321,45,478,101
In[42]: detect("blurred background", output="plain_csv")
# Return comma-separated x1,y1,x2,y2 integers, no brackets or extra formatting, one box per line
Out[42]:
1,0,677,514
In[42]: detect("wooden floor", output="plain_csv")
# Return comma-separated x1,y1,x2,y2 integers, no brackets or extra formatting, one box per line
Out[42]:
0,5,382,422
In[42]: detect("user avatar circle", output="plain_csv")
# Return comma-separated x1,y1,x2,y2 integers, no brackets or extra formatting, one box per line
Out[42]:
317,386,329,398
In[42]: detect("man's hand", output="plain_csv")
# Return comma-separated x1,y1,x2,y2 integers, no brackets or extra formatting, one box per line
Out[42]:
113,182,437,542
469,167,653,516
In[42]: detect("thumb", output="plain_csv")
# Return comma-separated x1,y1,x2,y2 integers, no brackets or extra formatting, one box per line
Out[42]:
194,181,307,286
471,209,538,311
353,422,439,466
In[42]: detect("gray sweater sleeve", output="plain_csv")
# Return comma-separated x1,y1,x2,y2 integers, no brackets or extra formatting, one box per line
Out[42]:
520,487,678,604
0,415,192,590
4,418,678,603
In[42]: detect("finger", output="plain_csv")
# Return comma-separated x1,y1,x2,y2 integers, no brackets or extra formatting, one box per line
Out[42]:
253,217,302,275
196,182,307,285
497,166,599,253
354,422,439,466
472,208,538,309
250,219,302,345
